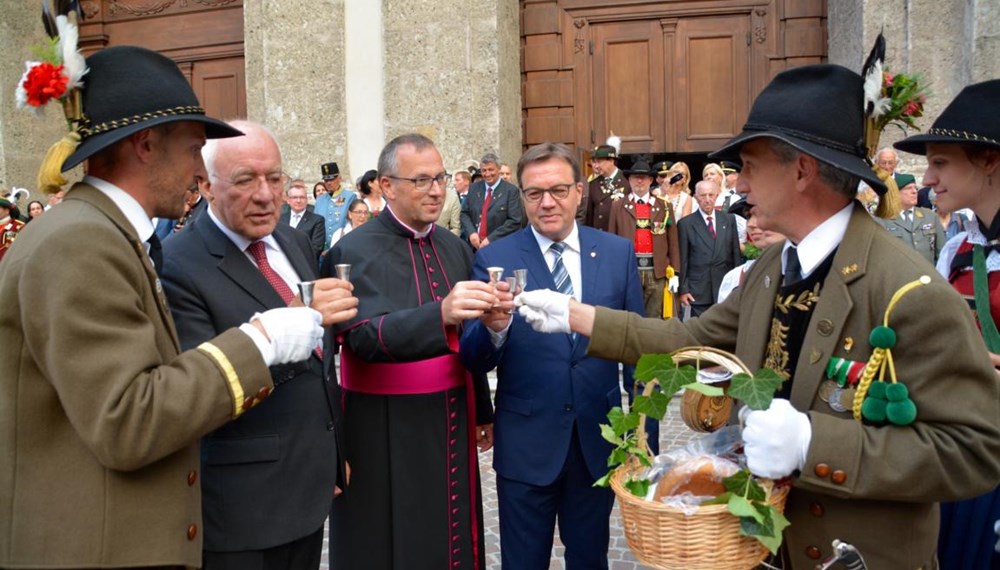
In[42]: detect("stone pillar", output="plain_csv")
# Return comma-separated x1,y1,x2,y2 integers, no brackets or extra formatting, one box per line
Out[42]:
382,0,522,175
0,0,71,198
244,0,348,185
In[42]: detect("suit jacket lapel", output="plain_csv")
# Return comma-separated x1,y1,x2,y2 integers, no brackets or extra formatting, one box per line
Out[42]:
273,226,317,281
692,212,714,250
576,229,599,352
196,214,286,309
518,229,574,347
739,251,782,372
789,205,870,409
68,184,181,352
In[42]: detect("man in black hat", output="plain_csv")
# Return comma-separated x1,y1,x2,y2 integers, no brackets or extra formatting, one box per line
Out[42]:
314,161,357,247
516,64,1000,568
608,158,680,319
584,144,630,231
0,45,351,569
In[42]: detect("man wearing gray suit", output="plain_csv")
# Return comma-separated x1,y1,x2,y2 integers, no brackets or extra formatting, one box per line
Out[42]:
677,180,742,316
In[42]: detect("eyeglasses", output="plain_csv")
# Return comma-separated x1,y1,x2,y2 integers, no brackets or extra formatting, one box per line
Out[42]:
215,170,289,192
386,173,452,192
521,184,574,203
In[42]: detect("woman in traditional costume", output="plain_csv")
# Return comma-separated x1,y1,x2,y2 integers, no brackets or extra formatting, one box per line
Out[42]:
896,78,1000,570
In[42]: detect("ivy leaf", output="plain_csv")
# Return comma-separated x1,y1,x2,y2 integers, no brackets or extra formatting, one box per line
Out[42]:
599,424,624,446
607,406,639,435
657,365,699,396
767,504,791,539
722,470,767,502
624,477,650,498
633,390,670,421
608,447,629,467
727,495,764,523
739,513,776,548
728,368,784,411
684,382,725,397
634,353,677,383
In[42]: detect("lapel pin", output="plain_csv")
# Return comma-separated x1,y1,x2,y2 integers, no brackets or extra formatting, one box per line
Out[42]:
590,251,597,258
841,263,859,276
843,337,854,352
764,275,771,288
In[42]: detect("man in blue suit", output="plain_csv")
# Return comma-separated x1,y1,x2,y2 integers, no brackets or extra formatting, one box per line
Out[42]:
461,143,644,569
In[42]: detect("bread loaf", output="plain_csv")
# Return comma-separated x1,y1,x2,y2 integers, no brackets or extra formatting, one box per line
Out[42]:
653,455,741,502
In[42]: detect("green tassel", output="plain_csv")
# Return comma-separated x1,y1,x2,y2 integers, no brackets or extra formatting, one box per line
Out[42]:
885,382,909,402
862,395,888,423
886,398,917,426
869,326,897,349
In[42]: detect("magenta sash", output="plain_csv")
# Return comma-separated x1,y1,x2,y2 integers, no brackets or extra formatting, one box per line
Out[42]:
340,347,468,394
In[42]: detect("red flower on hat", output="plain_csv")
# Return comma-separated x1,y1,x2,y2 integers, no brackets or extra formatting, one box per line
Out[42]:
22,63,69,107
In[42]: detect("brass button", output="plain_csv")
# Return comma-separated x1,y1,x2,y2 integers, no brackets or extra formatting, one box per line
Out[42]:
187,470,197,486
808,502,824,517
257,386,271,400
831,470,847,485
814,463,831,478
817,319,834,336
805,545,822,559
242,396,255,411
187,524,198,540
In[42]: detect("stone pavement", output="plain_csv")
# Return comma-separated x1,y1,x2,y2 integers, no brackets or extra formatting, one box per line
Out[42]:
320,390,699,570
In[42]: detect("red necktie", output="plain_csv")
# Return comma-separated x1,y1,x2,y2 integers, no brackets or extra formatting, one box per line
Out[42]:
707,216,716,239
478,188,493,240
247,241,322,359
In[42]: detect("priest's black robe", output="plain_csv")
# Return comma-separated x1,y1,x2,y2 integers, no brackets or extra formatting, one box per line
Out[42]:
322,208,492,570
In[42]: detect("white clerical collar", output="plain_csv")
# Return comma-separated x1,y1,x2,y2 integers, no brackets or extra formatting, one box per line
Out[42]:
384,204,433,238
781,202,852,278
207,205,280,254
531,223,581,256
84,175,155,243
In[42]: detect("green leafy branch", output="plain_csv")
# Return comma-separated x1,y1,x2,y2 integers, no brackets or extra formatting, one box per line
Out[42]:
596,352,787,552
702,471,790,554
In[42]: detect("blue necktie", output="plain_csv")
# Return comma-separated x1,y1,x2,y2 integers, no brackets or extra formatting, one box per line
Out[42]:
550,242,574,297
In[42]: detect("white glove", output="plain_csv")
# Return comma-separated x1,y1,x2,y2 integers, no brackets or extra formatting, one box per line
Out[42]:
247,307,323,366
668,275,679,294
515,289,572,333
742,399,811,479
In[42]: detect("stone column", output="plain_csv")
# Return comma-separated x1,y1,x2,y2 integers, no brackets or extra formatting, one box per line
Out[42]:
244,0,348,185
381,0,522,174
0,0,71,197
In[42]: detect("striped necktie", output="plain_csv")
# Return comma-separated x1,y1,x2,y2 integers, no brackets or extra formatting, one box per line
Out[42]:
549,241,574,297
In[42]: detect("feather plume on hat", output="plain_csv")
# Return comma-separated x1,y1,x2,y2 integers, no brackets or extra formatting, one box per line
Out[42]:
606,132,621,155
861,32,901,220
19,1,87,195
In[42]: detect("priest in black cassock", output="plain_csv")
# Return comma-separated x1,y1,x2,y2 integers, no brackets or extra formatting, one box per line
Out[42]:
322,133,500,570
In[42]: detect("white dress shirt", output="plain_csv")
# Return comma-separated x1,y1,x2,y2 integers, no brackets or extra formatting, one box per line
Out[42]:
780,202,852,278
207,206,302,291
85,175,156,261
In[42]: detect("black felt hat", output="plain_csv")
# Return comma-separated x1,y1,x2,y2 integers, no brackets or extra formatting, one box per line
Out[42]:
710,64,886,193
61,46,243,172
728,199,752,219
895,79,1000,155
625,159,656,178
321,162,340,180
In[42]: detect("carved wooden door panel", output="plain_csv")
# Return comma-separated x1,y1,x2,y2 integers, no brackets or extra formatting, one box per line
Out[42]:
590,20,665,155
672,14,751,152
191,57,247,120
77,0,246,119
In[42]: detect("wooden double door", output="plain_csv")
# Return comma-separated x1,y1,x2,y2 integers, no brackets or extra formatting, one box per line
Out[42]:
591,15,750,154
521,0,827,156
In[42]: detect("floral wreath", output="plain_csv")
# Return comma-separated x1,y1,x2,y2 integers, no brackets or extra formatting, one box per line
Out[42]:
15,9,88,194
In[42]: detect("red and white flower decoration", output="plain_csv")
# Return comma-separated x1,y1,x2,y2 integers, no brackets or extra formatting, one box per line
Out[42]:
15,15,87,117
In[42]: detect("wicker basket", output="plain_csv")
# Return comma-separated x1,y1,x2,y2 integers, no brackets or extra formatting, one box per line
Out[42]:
612,347,790,570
